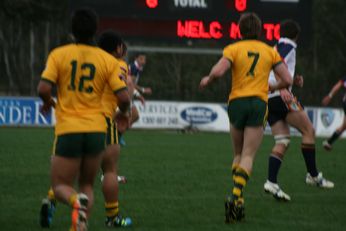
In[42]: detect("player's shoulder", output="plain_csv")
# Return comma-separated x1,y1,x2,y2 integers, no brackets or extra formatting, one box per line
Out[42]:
276,38,297,58
48,44,75,57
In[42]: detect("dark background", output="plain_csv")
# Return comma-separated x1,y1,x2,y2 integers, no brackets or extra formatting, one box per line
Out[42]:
0,0,345,106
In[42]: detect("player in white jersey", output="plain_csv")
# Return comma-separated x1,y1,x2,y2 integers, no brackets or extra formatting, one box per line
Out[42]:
264,20,334,201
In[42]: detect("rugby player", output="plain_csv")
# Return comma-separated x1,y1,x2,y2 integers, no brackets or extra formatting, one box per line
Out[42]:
37,9,130,230
199,13,293,222
264,20,334,202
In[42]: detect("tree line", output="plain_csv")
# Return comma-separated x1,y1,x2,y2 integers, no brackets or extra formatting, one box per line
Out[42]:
1,0,345,106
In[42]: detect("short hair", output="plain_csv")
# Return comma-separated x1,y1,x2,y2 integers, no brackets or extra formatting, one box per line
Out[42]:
71,8,98,42
135,52,146,58
98,30,123,53
238,12,262,40
280,20,301,40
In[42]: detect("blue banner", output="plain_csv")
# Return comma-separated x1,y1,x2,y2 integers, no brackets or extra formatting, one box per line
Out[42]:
0,97,54,126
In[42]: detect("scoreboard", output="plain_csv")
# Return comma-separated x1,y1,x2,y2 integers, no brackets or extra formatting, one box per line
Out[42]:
70,0,312,46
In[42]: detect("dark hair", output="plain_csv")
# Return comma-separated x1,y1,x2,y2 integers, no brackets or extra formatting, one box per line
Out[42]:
121,41,127,57
238,12,262,39
280,19,301,40
98,30,123,53
71,8,98,43
135,52,146,58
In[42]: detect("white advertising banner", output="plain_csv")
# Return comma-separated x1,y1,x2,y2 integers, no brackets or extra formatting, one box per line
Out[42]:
132,101,182,129
1,97,345,138
132,101,229,132
316,107,346,137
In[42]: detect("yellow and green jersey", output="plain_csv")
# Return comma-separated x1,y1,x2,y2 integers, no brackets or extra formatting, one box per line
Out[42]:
223,40,282,103
102,59,128,118
41,43,125,135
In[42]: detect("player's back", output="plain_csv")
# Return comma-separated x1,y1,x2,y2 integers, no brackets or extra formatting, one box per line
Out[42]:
42,43,118,135
223,40,282,103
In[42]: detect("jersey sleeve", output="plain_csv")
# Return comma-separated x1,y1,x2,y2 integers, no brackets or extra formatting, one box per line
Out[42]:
41,51,58,84
272,49,283,69
107,60,127,93
222,45,235,63
129,63,137,76
119,61,128,82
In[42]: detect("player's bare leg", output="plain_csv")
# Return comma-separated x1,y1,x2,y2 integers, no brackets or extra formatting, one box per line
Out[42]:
230,125,243,171
264,120,291,201
323,117,346,151
78,154,103,215
51,156,89,231
286,111,334,188
101,144,131,227
226,126,263,222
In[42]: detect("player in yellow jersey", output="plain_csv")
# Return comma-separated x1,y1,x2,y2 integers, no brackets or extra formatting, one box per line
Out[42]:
199,12,293,223
37,9,130,231
39,31,132,229
97,30,132,227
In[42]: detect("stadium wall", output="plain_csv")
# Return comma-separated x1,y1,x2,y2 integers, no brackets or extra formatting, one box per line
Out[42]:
0,96,344,138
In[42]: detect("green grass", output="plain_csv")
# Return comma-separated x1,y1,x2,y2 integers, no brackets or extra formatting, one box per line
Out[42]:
0,128,345,231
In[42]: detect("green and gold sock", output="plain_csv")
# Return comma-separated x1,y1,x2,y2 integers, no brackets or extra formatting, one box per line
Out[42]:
232,167,250,204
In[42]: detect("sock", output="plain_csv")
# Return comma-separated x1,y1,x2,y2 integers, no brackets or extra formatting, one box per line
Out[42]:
232,167,249,204
48,188,55,200
105,201,119,218
69,193,78,208
327,131,342,145
301,143,318,177
231,164,239,181
267,153,283,184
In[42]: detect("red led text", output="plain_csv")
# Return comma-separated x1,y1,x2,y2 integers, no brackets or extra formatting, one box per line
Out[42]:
177,20,223,39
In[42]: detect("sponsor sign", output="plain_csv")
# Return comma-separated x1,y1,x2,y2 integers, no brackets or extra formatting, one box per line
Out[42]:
316,108,346,137
0,97,54,126
0,97,344,138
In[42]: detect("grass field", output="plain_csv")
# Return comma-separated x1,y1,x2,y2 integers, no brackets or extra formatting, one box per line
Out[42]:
0,127,345,231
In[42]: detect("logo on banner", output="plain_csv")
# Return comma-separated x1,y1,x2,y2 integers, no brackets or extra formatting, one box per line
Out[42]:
180,106,217,124
321,109,334,128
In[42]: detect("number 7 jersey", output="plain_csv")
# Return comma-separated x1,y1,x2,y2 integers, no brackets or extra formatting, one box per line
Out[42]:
41,44,126,135
223,40,282,103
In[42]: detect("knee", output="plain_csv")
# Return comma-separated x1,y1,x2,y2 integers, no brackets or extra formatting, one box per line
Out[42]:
273,135,290,155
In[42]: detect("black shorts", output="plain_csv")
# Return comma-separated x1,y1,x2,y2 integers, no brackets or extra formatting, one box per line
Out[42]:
267,95,304,126
54,132,106,158
228,97,268,129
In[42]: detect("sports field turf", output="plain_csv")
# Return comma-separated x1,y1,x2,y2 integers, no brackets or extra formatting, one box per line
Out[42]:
0,127,345,231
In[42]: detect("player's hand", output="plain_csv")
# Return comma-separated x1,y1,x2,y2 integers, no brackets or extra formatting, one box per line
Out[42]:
294,74,304,88
39,98,55,115
138,95,146,106
40,103,52,115
199,76,210,90
115,111,131,133
280,89,293,104
322,95,331,106
142,87,152,95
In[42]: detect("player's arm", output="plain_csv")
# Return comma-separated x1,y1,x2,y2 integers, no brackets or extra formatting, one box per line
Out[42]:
127,76,145,105
115,88,131,115
130,75,152,95
271,63,293,91
322,80,343,106
199,57,230,90
37,80,56,114
38,52,57,113
109,64,131,117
